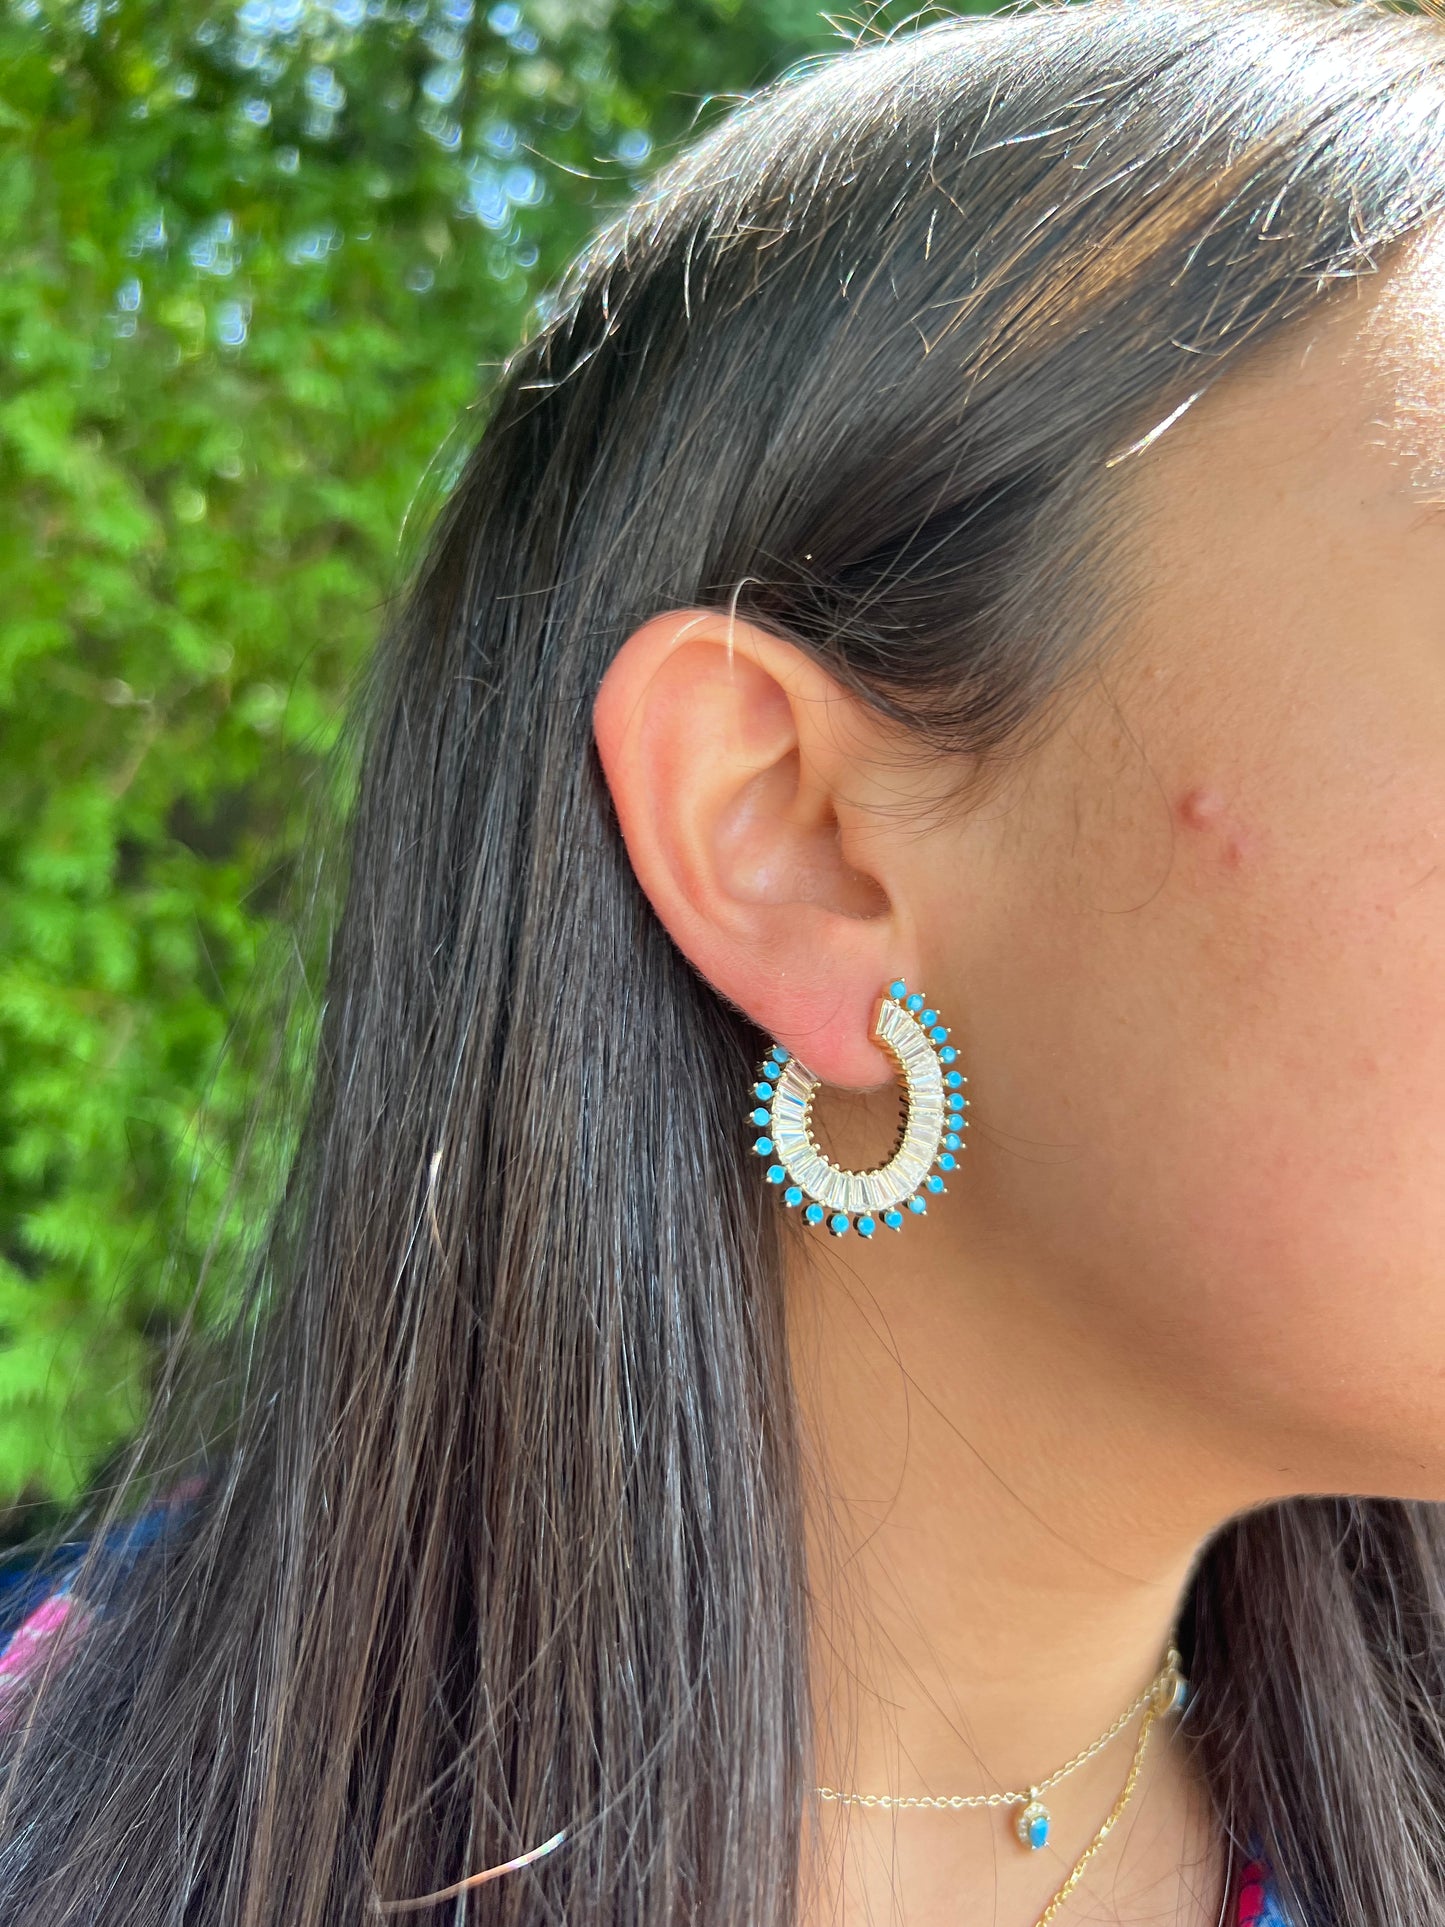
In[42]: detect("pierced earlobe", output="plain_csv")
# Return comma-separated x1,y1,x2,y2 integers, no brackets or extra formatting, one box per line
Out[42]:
749,978,967,1237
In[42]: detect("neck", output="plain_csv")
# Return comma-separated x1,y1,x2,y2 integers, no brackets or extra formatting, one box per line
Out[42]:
787,1230,1257,1924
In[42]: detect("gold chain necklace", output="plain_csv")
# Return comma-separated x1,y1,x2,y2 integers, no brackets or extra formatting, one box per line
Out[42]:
816,1646,1189,1927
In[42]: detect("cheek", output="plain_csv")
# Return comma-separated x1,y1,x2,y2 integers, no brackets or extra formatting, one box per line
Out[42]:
975,752,1445,1493
1156,846,1445,1406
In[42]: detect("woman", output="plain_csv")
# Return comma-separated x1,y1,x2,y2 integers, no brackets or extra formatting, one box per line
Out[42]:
2,0,1444,1919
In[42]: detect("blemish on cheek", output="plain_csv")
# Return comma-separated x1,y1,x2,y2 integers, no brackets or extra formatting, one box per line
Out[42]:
1176,786,1252,870
1176,786,1227,832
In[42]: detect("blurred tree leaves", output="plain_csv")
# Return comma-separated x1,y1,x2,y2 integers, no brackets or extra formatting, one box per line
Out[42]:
0,0,974,1512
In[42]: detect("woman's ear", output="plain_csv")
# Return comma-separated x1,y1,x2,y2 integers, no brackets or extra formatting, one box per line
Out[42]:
592,608,918,1087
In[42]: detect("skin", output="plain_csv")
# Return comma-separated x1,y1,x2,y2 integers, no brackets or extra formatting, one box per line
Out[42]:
590,223,1445,1925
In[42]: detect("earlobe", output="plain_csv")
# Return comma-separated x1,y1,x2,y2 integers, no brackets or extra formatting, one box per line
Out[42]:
591,608,912,1087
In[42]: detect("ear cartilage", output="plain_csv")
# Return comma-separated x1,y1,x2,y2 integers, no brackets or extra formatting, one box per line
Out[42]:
749,979,965,1236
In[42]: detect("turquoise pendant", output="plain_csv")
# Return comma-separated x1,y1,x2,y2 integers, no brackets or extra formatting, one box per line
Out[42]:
1015,1798,1050,1851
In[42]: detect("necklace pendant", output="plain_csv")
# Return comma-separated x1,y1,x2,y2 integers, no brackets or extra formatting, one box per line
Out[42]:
1152,1656,1189,1716
1015,1796,1050,1851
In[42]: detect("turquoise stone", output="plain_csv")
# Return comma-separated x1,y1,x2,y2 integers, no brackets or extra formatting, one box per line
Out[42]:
938,1043,956,1061
906,993,924,1012
945,1071,962,1088
889,978,907,998
883,1210,903,1229
938,1153,956,1171
751,1108,769,1126
804,1203,825,1225
944,1134,961,1151
784,1187,804,1207
755,1081,774,1101
856,1216,876,1237
772,1046,791,1063
921,1008,937,1025
829,1213,850,1236
764,1061,784,1082
1017,1802,1050,1850
947,1091,964,1109
767,1165,785,1184
925,1175,945,1194
908,1196,927,1214
753,1137,773,1155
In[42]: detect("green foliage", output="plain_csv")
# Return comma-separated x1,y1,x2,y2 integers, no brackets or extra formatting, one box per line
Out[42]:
0,0,985,1514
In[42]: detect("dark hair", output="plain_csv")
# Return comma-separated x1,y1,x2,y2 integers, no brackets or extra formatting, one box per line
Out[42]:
3,2,1445,1920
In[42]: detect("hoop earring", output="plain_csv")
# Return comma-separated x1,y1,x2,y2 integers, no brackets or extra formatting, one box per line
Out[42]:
749,978,966,1237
